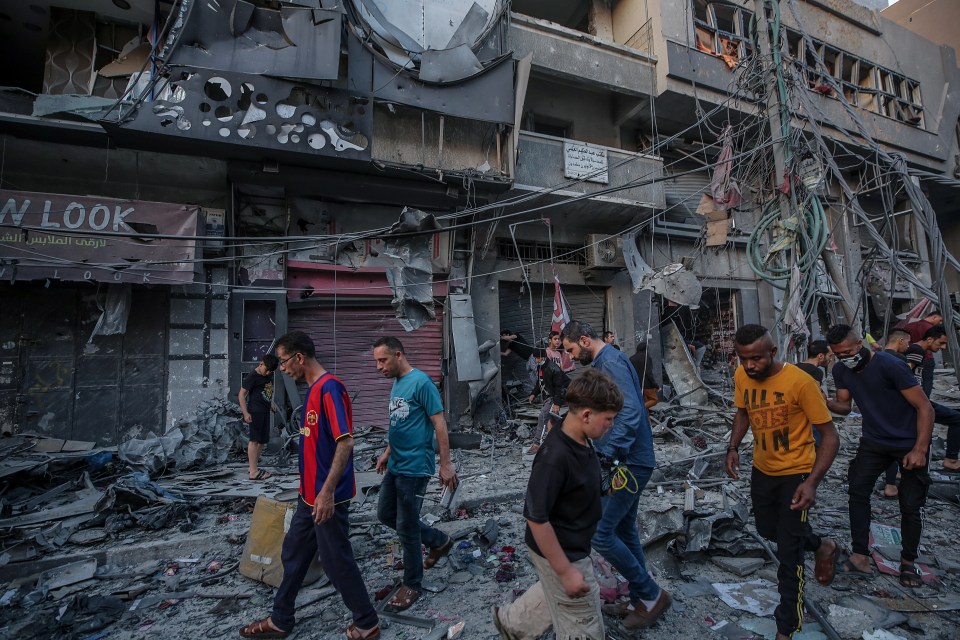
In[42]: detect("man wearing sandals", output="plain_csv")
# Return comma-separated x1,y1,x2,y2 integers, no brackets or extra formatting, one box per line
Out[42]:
239,354,279,481
240,331,380,640
826,324,934,589
726,325,840,640
373,336,459,613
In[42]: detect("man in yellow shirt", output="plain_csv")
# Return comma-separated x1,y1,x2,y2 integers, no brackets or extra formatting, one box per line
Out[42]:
725,325,839,640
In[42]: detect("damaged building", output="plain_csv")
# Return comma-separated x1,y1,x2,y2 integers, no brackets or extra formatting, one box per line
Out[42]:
1,0,959,439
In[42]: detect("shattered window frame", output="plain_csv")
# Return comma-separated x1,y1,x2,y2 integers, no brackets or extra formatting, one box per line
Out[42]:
691,1,754,62
780,28,924,128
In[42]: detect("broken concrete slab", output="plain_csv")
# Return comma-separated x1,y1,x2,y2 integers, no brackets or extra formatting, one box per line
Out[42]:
711,556,766,577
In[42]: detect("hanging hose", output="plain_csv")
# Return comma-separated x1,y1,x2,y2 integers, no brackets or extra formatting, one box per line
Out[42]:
746,194,830,288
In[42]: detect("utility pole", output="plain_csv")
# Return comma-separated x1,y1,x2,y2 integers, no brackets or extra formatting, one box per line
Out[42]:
753,0,855,331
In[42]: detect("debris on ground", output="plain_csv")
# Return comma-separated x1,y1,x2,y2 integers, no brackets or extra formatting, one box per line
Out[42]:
2,366,959,640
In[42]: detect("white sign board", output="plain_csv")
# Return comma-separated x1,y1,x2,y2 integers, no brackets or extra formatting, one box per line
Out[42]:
563,141,609,184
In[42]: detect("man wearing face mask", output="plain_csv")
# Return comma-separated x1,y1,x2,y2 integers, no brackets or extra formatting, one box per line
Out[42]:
825,325,934,588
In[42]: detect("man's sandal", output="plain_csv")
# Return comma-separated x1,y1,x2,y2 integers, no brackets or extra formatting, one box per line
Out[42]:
341,623,380,640
424,536,453,569
239,618,288,639
899,563,923,588
383,584,421,612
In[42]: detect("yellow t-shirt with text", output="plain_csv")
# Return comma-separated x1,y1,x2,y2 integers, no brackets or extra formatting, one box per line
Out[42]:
734,363,833,476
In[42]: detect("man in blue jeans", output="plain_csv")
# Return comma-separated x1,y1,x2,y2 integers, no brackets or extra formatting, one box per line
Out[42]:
562,321,670,629
373,336,458,613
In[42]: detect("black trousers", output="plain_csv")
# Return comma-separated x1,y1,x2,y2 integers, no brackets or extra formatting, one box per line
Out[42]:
272,499,378,632
751,468,822,637
848,438,930,562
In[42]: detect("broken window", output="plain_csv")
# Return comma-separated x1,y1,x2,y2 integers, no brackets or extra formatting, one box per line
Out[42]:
779,28,923,127
689,1,754,68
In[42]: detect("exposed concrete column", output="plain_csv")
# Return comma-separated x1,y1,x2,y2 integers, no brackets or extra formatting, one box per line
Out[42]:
588,0,614,41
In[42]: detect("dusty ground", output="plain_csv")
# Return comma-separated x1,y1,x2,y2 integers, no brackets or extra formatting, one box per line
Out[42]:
3,372,960,640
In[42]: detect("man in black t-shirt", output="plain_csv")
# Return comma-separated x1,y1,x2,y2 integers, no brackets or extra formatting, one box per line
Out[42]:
527,349,570,454
826,325,933,588
796,339,830,387
239,354,279,481
903,325,960,473
494,369,624,640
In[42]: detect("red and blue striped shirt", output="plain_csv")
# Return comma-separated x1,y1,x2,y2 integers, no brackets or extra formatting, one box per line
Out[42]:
299,373,355,505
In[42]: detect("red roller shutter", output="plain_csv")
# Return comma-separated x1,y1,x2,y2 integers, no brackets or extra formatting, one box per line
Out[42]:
288,305,444,430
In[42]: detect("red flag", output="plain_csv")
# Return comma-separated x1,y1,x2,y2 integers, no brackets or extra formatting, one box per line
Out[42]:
551,276,571,334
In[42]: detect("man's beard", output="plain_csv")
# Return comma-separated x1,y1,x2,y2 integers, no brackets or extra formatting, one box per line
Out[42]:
744,367,769,380
577,350,594,366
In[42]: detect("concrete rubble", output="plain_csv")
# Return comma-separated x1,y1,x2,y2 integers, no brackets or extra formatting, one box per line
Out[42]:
1,365,959,640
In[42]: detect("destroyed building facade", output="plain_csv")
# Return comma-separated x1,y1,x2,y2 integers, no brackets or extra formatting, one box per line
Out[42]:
1,0,960,442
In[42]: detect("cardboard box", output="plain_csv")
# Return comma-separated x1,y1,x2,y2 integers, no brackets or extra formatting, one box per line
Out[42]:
239,496,325,587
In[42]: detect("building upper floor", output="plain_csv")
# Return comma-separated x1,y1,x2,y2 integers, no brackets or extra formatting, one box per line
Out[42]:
510,0,960,174
0,0,521,200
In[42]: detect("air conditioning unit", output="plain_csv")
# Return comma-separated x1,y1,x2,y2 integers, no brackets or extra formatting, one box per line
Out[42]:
584,234,625,269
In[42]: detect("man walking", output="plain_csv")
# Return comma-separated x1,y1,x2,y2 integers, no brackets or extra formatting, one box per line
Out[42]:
903,325,960,473
373,337,458,612
795,339,830,389
895,308,943,397
240,331,379,640
238,354,279,481
527,348,570,455
726,325,839,640
561,321,669,629
826,325,934,588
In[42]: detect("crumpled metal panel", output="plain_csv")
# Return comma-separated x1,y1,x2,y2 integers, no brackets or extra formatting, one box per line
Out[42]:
370,51,515,124
113,68,371,162
169,0,342,81
660,321,709,407
383,208,440,331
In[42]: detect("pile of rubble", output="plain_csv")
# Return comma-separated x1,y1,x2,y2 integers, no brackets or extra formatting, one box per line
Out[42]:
2,385,960,639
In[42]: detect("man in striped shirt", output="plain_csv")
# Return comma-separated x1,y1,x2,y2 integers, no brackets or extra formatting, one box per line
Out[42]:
240,331,379,640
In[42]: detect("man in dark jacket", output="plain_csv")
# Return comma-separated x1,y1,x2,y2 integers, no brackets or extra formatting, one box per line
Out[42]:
528,348,570,454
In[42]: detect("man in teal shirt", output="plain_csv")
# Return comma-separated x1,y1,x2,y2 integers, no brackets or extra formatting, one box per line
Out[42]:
373,336,458,613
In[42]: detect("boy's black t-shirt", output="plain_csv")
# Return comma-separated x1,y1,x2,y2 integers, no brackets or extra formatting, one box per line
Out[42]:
523,426,602,562
242,370,274,414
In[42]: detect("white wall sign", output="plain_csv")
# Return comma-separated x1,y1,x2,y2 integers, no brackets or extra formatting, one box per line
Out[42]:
563,141,609,184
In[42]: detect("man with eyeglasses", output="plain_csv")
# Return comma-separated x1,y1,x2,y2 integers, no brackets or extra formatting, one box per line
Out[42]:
240,331,379,640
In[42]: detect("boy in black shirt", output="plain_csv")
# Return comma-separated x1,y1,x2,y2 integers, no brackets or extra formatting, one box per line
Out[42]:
239,354,279,481
494,369,624,640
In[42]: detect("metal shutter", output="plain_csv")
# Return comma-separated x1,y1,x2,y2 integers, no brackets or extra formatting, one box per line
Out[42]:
498,281,607,344
288,305,443,430
663,159,711,222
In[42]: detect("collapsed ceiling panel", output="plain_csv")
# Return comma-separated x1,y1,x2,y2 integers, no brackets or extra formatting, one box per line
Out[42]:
347,0,508,85
168,0,342,81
